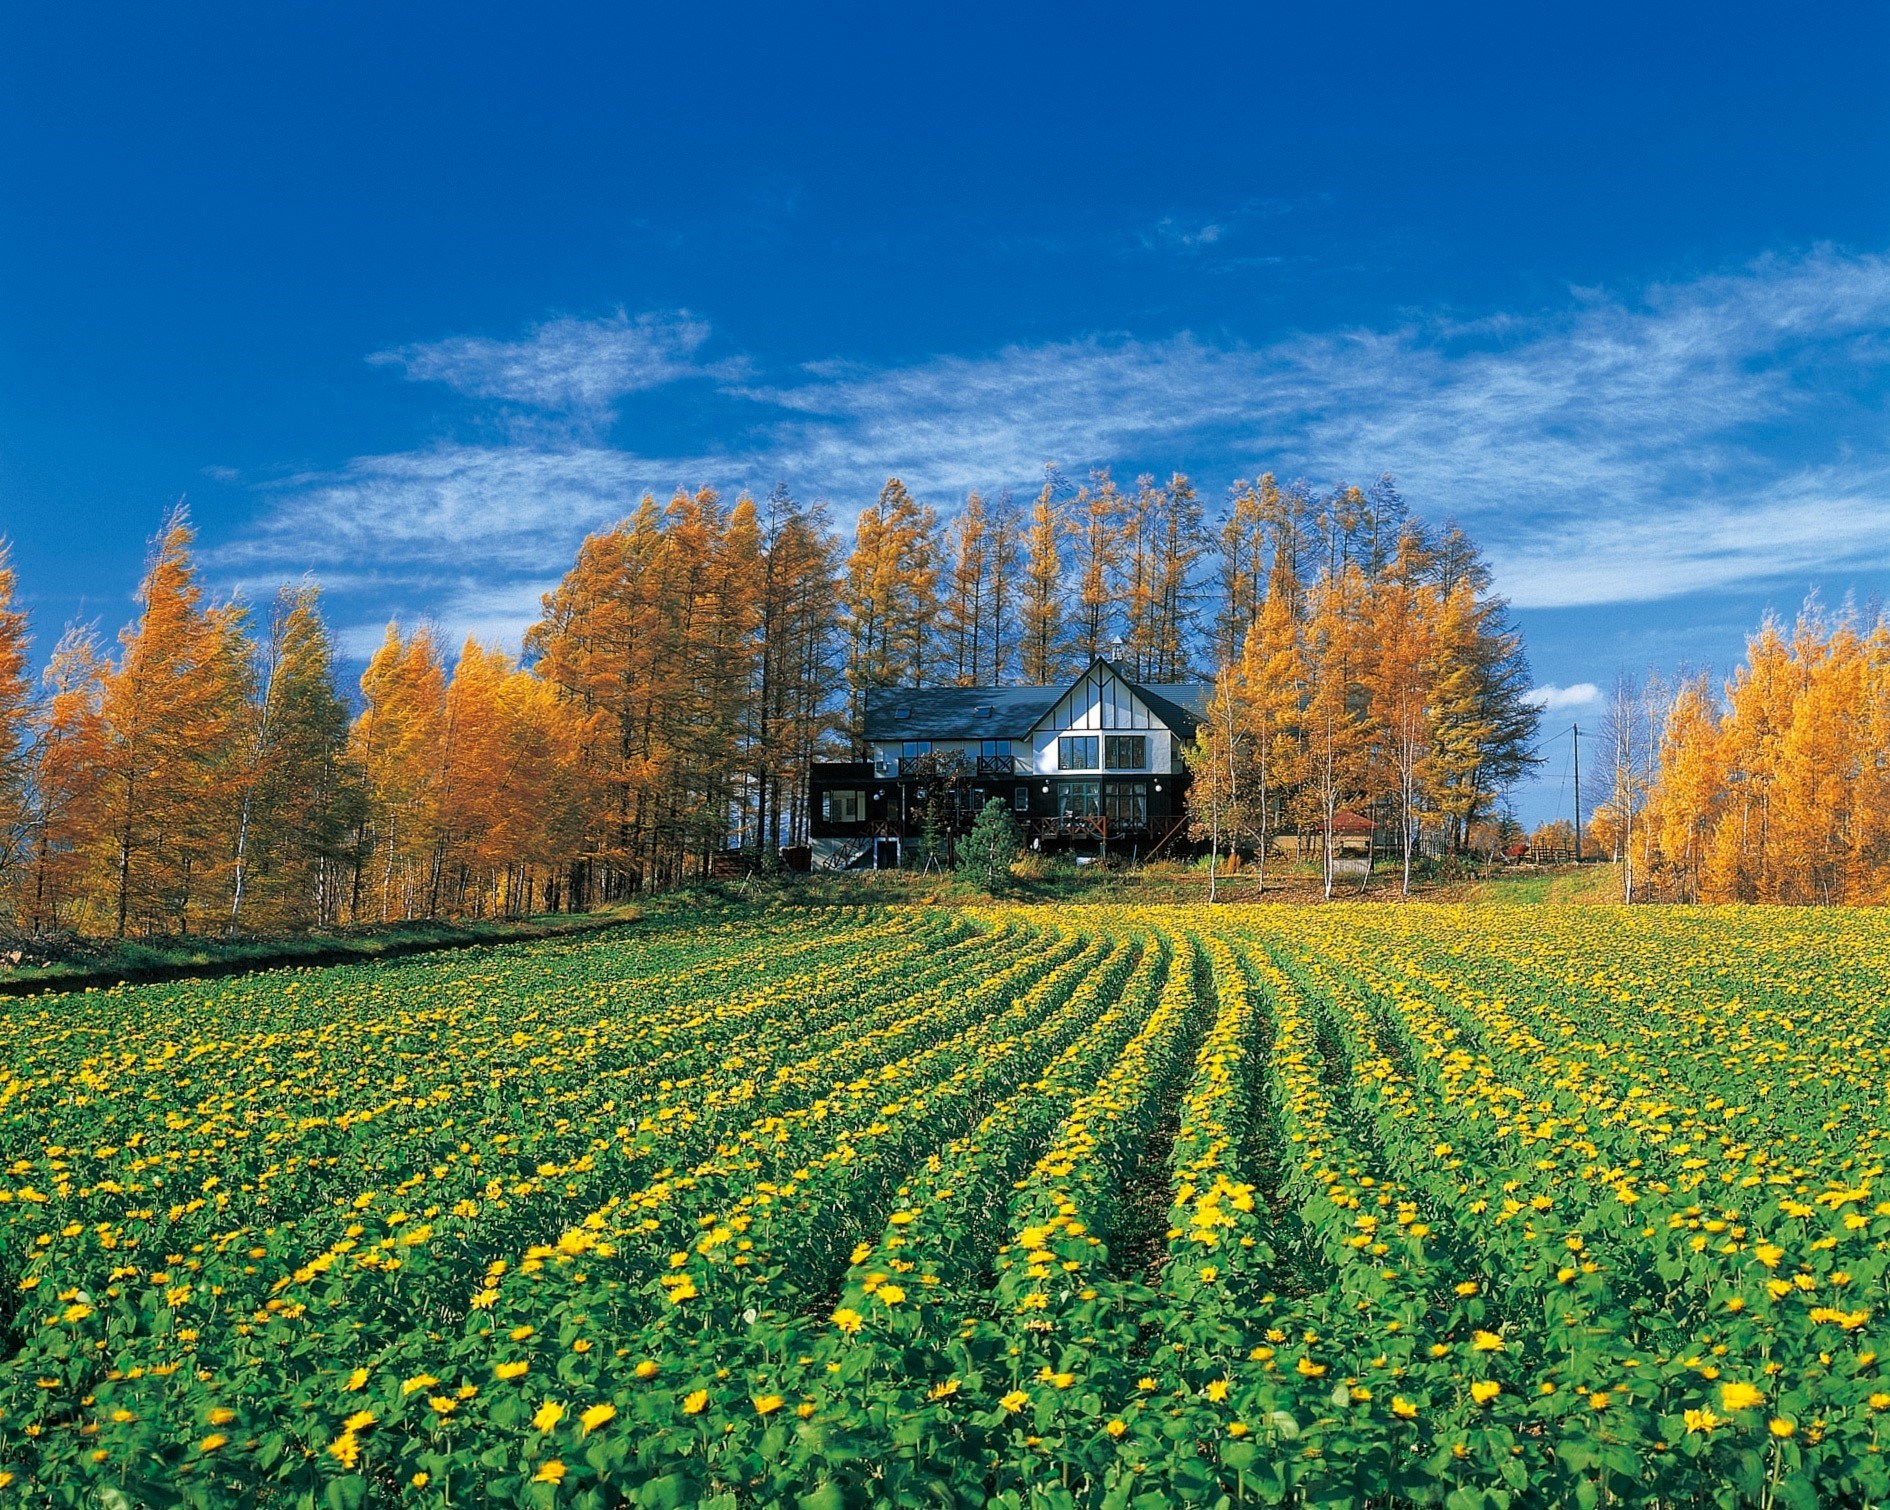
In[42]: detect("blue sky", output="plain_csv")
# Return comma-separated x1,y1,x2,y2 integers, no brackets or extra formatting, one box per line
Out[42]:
3,2,1888,826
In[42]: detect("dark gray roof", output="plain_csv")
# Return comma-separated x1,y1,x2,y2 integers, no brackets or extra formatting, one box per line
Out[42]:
862,661,1217,742
1133,681,1214,737
862,683,1059,740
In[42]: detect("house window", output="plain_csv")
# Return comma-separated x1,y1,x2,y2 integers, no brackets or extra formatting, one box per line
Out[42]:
1058,735,1099,770
1012,785,1029,813
1104,734,1147,770
1059,781,1102,818
901,740,931,759
821,789,865,824
980,739,1011,759
1104,783,1148,828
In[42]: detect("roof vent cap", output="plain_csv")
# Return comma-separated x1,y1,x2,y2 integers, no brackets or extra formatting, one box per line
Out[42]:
973,704,994,717
893,706,911,719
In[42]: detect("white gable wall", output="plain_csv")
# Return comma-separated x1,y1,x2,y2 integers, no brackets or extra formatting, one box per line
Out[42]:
1028,663,1180,775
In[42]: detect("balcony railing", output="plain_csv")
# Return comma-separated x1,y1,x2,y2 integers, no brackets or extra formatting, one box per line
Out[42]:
885,753,1029,778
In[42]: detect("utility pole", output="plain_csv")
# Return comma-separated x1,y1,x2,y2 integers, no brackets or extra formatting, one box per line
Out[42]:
1571,723,1582,863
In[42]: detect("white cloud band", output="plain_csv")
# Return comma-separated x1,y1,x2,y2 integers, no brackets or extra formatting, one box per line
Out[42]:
221,247,1890,651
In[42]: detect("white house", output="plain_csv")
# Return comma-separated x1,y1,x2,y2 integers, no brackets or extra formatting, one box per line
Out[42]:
808,657,1212,868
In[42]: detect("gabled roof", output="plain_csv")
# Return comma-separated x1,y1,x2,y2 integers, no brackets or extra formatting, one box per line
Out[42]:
1137,682,1214,736
1094,660,1213,739
861,659,1215,743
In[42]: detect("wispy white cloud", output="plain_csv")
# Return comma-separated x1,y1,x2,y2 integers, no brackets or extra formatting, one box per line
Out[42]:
332,576,566,664
1138,197,1298,255
1148,217,1223,249
224,246,1890,652
1526,682,1601,712
369,309,716,418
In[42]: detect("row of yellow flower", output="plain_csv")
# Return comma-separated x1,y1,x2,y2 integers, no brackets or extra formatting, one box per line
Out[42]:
3,902,1887,1506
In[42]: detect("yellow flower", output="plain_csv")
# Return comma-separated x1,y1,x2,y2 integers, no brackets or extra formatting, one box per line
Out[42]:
1720,1381,1764,1412
495,1361,529,1381
831,1306,864,1334
401,1372,439,1396
1769,1417,1796,1439
1000,1389,1030,1412
326,1433,359,1469
1684,1407,1723,1434
1869,1393,1890,1412
1105,1419,1127,1438
1228,1421,1250,1437
1754,1244,1785,1269
1295,1358,1327,1378
531,1461,565,1484
198,1434,227,1452
411,1473,430,1488
682,1390,709,1415
510,1324,536,1341
1589,1392,1610,1411
876,1284,906,1306
754,1394,785,1416
1471,1331,1504,1353
580,1404,615,1434
1204,1379,1230,1402
342,1409,376,1433
533,1400,564,1432
1470,1381,1501,1406
928,1379,961,1401
206,1406,235,1426
344,1367,369,1391
1453,1281,1478,1296
634,1359,658,1379
1391,1396,1418,1420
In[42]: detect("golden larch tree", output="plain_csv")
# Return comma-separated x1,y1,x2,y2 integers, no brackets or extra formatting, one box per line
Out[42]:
98,509,250,935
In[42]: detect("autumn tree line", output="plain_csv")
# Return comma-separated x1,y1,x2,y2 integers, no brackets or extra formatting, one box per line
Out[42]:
1589,597,1890,905
0,466,1541,936
0,490,836,936
1182,477,1540,896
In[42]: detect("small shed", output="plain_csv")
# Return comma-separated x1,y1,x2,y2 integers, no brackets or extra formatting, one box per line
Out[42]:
1331,810,1375,854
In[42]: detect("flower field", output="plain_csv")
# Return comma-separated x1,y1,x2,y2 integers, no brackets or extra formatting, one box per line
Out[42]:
2,903,1888,1508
